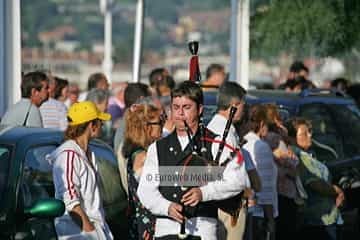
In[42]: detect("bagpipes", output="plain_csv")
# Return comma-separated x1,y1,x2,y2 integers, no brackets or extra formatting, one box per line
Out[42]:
178,108,244,233
169,41,244,240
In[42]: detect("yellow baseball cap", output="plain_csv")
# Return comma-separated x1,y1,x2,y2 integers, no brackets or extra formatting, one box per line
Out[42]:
67,101,111,126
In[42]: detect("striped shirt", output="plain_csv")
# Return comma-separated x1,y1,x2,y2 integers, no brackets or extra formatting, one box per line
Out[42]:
40,98,68,130
243,131,278,218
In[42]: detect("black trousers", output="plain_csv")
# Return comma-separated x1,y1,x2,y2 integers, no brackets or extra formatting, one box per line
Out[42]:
276,195,298,240
252,216,276,240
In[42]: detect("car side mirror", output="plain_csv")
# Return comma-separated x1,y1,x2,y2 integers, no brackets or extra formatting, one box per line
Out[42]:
24,199,65,219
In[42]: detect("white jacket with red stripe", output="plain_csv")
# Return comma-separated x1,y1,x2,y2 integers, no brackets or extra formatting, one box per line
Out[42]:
51,139,113,239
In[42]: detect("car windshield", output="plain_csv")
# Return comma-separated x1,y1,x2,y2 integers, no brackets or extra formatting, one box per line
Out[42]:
0,145,11,205
299,103,360,160
330,104,360,158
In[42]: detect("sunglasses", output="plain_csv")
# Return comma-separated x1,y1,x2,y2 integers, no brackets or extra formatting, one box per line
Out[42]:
93,119,104,127
147,114,166,126
147,121,163,126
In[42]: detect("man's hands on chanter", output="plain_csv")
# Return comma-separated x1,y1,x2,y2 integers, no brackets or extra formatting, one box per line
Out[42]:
168,202,184,223
181,187,202,206
168,187,203,223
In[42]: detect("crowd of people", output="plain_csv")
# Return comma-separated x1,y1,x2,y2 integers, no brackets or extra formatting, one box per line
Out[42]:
0,60,354,240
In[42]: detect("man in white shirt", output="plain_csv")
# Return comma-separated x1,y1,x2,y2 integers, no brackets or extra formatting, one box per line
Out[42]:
137,81,248,240
1,71,49,127
207,82,259,240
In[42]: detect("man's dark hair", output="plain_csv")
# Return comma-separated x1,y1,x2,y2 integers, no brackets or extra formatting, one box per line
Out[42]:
289,61,308,74
205,63,224,79
54,77,69,99
21,71,49,98
293,76,316,90
87,72,106,90
171,81,203,107
217,82,246,111
331,78,349,90
149,68,167,87
164,75,175,89
281,78,298,90
124,83,151,108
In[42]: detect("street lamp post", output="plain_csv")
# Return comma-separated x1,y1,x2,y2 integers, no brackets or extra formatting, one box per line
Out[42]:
0,0,21,116
230,0,249,89
100,0,113,84
132,0,144,83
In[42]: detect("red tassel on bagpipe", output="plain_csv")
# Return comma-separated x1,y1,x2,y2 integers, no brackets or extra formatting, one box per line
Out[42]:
188,41,201,83
189,55,201,83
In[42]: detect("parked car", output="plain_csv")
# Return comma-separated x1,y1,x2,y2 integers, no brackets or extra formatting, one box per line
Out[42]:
204,88,360,236
0,125,128,239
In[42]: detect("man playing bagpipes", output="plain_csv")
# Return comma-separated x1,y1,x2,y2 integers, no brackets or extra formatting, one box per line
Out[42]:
208,82,262,240
137,80,249,240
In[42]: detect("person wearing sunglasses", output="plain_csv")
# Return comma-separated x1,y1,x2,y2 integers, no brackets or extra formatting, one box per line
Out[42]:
122,103,163,240
51,101,113,239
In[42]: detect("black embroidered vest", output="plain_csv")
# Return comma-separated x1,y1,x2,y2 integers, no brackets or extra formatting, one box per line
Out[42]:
156,128,218,219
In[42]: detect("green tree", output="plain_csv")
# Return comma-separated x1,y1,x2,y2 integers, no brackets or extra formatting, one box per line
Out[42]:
250,0,360,59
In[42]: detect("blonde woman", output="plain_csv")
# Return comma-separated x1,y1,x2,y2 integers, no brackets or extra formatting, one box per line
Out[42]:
122,103,163,240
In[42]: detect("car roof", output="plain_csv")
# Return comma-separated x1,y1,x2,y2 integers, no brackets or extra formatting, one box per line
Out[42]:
0,125,111,151
0,125,63,145
204,88,356,106
247,89,355,104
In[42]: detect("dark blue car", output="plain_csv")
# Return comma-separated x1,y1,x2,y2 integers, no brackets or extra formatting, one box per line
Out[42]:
0,126,128,239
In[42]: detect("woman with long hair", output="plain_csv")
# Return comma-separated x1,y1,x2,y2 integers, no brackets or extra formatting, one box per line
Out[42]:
243,104,278,240
263,104,300,240
122,103,163,240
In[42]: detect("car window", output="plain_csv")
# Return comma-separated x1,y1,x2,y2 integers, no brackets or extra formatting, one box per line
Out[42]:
89,144,127,218
278,108,290,122
0,145,11,205
22,145,57,207
203,104,217,125
299,104,341,162
203,91,218,125
329,104,360,158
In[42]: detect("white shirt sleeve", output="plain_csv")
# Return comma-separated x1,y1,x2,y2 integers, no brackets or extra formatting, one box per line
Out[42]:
137,142,172,216
200,136,249,202
53,151,81,211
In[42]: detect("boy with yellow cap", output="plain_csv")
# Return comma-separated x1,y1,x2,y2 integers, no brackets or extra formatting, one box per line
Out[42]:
51,101,113,239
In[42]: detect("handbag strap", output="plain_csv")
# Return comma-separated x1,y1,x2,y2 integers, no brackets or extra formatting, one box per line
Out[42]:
22,102,32,126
